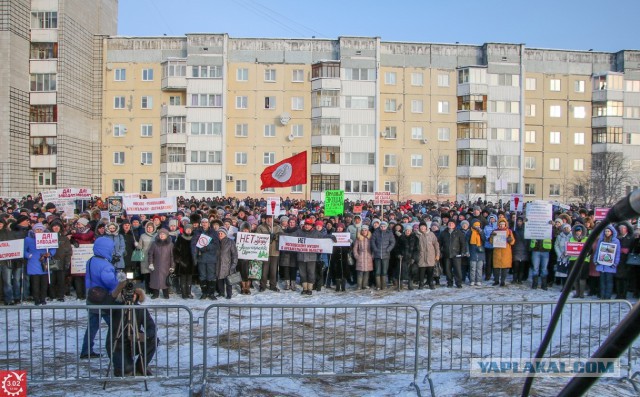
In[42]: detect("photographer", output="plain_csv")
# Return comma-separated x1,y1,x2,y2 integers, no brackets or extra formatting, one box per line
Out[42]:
106,286,157,377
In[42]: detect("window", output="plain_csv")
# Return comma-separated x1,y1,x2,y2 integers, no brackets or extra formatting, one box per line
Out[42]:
312,90,339,107
235,124,248,137
343,152,374,165
113,152,125,165
140,179,153,192
142,68,154,81
437,74,449,87
345,68,374,81
235,180,248,193
30,42,57,59
384,72,397,85
526,104,536,117
264,69,276,82
30,105,57,122
525,78,536,91
264,152,276,165
489,101,519,113
525,183,536,195
235,152,248,165
550,131,561,144
574,158,584,171
312,146,340,164
384,181,397,194
141,96,153,109
549,184,561,196
264,124,276,137
525,157,536,170
550,105,561,118
30,74,56,92
292,69,304,82
411,154,423,167
30,11,57,28
169,96,181,106
344,180,374,193
30,137,56,155
191,122,222,136
457,122,487,139
141,124,153,137
167,174,185,191
625,106,640,119
291,96,304,110
489,74,519,87
411,182,423,195
411,127,424,140
163,61,186,78
311,62,340,79
345,96,374,109
550,79,561,91
163,116,186,134
593,101,623,117
575,80,585,93
385,99,397,112
310,175,340,191
237,68,248,81
525,130,536,143
412,72,424,86
411,100,423,113
626,80,640,92
191,151,222,164
383,126,397,139
489,155,520,168
341,123,373,137
438,155,449,168
191,94,222,107
113,124,126,137
113,179,125,193
141,152,153,165
574,132,585,145
114,68,126,81
291,124,304,138
190,179,222,192
437,101,450,114
437,181,449,195
437,127,450,141
592,127,623,144
384,154,397,167
457,150,487,167
458,95,487,111
161,146,185,163
264,96,276,109
549,158,560,171
236,96,248,109
191,65,222,78
291,185,303,193
573,106,586,119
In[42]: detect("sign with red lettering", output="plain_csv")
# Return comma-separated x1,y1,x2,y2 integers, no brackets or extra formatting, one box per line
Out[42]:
594,208,609,221
123,197,177,215
278,235,334,254
0,240,25,262
0,370,27,397
566,242,585,257
35,232,58,250
374,191,391,206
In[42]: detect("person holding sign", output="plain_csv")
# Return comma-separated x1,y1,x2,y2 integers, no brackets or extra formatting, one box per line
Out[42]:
489,219,515,287
255,214,283,292
24,223,56,305
568,224,589,298
595,225,621,300
49,219,72,302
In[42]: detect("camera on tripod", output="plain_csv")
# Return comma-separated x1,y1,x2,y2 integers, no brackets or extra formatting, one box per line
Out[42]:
121,281,136,304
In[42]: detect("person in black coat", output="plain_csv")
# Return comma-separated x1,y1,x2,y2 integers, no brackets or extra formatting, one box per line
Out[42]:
396,225,420,289
119,220,137,276
439,220,468,288
329,223,352,292
174,224,196,299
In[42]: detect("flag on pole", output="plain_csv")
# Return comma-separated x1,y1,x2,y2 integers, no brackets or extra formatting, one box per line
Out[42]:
260,151,307,190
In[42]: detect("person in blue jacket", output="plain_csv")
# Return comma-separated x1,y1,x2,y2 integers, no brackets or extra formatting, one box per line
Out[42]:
80,237,120,359
24,222,56,305
595,224,621,300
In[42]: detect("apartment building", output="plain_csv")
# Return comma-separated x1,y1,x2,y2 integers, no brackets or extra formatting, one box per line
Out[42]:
0,0,117,197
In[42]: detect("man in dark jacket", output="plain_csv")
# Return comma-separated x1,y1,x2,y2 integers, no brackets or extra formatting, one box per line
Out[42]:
191,218,219,299
439,220,468,288
370,221,396,290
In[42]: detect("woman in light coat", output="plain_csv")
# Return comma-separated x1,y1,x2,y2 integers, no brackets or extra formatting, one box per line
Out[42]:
352,225,373,290
148,228,174,299
416,222,440,289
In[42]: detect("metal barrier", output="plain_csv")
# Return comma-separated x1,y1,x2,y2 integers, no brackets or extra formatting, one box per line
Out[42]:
0,304,193,389
202,304,421,395
424,300,635,397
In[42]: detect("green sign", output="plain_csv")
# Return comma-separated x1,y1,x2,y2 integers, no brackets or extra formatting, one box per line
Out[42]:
324,190,344,216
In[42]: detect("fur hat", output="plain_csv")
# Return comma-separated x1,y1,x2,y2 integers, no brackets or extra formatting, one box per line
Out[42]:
189,213,202,224
15,215,30,225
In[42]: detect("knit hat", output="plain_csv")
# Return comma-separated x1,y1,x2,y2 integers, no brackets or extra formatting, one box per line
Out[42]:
32,223,45,231
460,220,470,228
336,223,345,230
314,220,324,227
157,228,170,236
372,218,381,225
403,224,412,232
304,218,314,225
168,219,178,227
380,221,388,227
217,227,228,236
77,218,89,226
361,225,369,231
183,223,193,232
472,220,481,228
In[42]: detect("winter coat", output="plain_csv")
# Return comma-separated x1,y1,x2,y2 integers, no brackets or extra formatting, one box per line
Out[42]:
120,228,137,273
396,232,420,265
173,233,196,276
71,227,95,245
467,227,486,262
370,228,396,259
138,224,157,275
595,225,621,274
279,225,299,268
147,235,174,290
255,221,283,257
84,237,119,293
352,232,373,272
104,222,126,270
616,228,635,279
24,230,57,276
216,236,238,280
51,232,73,271
490,227,515,269
192,227,219,265
554,230,572,259
416,230,440,268
439,228,468,259
330,244,352,279
483,215,498,249
290,227,327,263
347,221,363,241
511,223,528,262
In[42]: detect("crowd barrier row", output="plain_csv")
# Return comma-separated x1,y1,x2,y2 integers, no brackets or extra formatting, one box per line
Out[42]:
0,301,638,396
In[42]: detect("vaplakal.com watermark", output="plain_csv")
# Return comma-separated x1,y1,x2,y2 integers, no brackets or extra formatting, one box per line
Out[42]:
470,358,620,377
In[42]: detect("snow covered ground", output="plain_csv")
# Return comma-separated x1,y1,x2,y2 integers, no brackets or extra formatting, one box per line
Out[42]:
5,280,640,397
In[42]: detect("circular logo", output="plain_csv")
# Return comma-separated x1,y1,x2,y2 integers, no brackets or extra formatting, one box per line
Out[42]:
197,236,210,247
272,163,292,183
1,371,26,396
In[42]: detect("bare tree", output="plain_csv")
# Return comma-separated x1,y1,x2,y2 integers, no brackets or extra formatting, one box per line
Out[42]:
387,156,407,202
570,171,596,206
591,151,629,206
432,149,449,203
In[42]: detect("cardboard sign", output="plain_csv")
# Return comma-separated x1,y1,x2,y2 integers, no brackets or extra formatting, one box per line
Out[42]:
566,242,585,257
594,208,609,221
235,232,270,261
278,235,334,254
71,244,93,275
324,190,344,216
333,232,351,247
374,191,391,206
35,232,58,249
0,239,25,261
41,188,92,202
196,234,212,249
123,197,177,214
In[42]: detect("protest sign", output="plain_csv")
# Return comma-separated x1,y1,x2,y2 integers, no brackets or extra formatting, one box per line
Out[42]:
71,244,93,275
566,242,585,257
196,234,212,249
596,242,617,266
0,240,24,261
333,232,351,247
492,230,507,248
278,235,334,254
594,208,609,221
235,232,270,261
266,197,282,216
123,197,177,215
35,232,58,250
510,193,524,212
324,190,344,216
524,200,553,240
374,191,391,206
107,196,123,216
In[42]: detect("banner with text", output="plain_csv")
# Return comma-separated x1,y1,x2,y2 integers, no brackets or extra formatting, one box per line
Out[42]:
123,197,177,215
235,232,270,261
71,244,93,275
41,188,92,202
0,239,24,261
35,232,58,250
278,235,334,254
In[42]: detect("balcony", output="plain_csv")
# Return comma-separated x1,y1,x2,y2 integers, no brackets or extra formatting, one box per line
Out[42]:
30,154,56,169
31,29,58,43
311,135,341,147
160,132,187,145
161,76,187,91
592,90,624,102
591,116,623,128
311,163,340,175
311,107,340,119
457,111,487,123
30,123,57,137
456,139,488,150
311,78,341,91
30,59,57,74
456,83,488,96
161,104,187,118
456,166,487,178
30,92,57,105
160,162,185,174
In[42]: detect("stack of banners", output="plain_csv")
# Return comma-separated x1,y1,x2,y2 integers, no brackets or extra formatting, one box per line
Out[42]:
123,197,177,215
278,235,334,254
236,232,270,261
0,240,24,261
70,244,93,275
35,232,58,249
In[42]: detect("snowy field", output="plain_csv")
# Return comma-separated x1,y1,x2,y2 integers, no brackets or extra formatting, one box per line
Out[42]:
4,281,640,397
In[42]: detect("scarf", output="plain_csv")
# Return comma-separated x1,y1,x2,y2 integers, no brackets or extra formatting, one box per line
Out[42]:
470,228,482,246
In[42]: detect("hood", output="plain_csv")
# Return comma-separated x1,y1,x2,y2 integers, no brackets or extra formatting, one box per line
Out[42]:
105,222,119,236
488,214,497,223
144,221,157,235
93,236,114,261
571,224,587,239
604,224,618,240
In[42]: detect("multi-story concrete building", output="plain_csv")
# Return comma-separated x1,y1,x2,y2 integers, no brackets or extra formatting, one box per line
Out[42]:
0,0,117,197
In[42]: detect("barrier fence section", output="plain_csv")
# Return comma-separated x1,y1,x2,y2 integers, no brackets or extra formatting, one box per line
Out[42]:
202,304,421,395
0,305,193,387
424,300,635,397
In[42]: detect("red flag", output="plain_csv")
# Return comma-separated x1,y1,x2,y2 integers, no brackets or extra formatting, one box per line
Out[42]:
260,151,307,190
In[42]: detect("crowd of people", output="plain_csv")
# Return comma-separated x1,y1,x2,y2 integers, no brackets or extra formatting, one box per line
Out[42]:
1,194,640,306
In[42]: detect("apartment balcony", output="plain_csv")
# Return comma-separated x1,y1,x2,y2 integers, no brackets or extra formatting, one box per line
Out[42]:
311,107,340,119
160,104,187,118
30,92,57,105
31,29,57,43
30,154,56,169
30,123,57,137
311,134,341,147
592,90,624,102
591,116,623,128
457,110,487,123
456,166,487,178
160,162,185,174
161,76,187,91
311,163,340,175
160,132,187,145
30,59,57,74
311,78,341,91
457,83,488,96
456,139,488,150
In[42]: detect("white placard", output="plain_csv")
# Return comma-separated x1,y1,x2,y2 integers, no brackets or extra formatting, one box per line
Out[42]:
374,191,391,206
524,200,553,240
492,230,507,248
71,244,93,275
35,232,58,249
0,239,25,261
196,234,212,249
235,232,270,261
510,193,524,212
278,235,334,254
333,232,351,247
123,197,177,215
266,197,282,216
